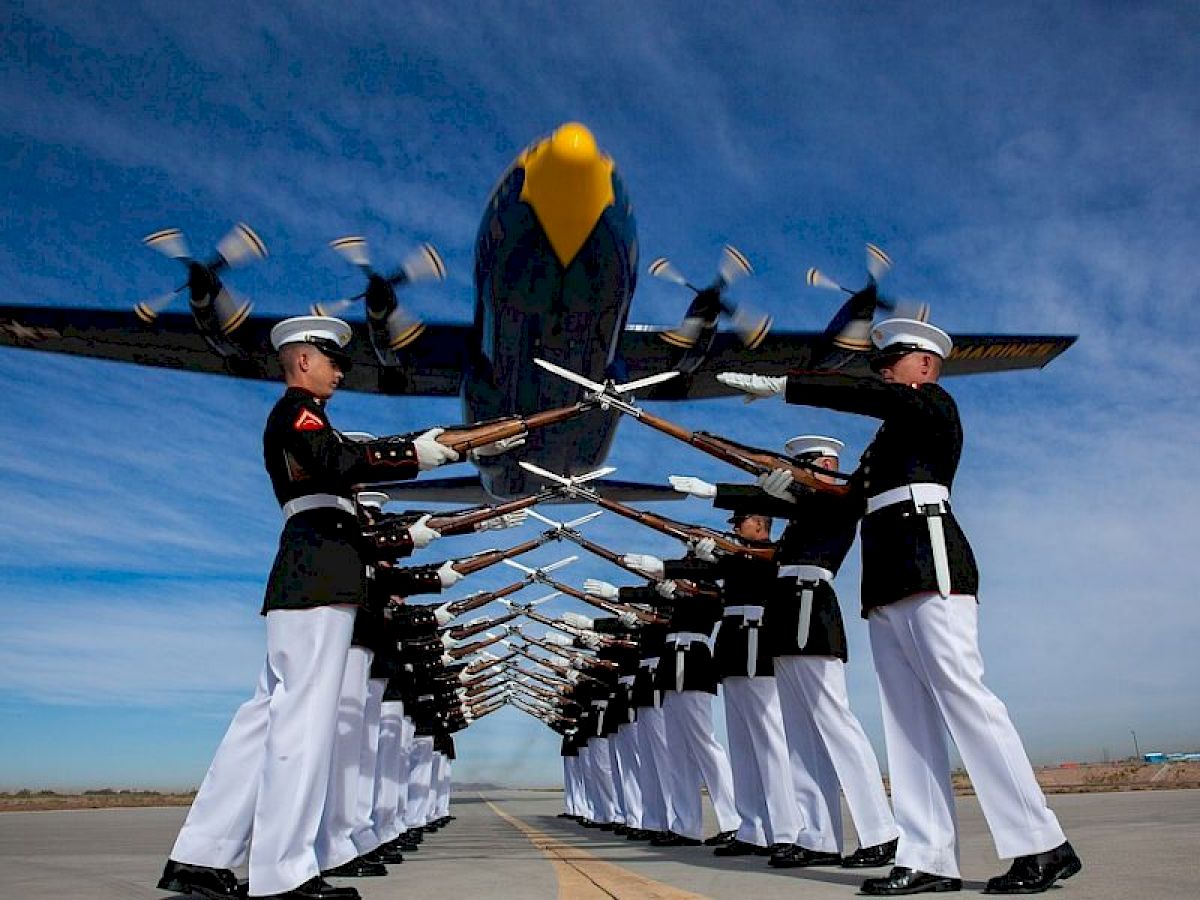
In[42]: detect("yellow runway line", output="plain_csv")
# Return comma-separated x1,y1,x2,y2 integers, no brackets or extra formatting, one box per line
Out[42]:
484,799,709,900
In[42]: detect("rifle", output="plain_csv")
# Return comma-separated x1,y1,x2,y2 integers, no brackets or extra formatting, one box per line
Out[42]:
500,598,640,649
415,399,597,455
443,580,531,618
449,532,554,576
520,630,619,671
501,558,668,625
535,358,851,499
363,488,559,547
520,462,775,561
463,649,516,676
447,630,506,659
505,641,605,685
445,609,520,641
528,509,723,602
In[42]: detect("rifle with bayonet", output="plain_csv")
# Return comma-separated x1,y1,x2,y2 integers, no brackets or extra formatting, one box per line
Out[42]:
528,509,722,601
501,558,668,625
398,399,599,456
501,598,641,649
520,462,775,561
505,641,605,685
447,531,555,576
363,489,559,549
444,609,520,641
535,358,851,498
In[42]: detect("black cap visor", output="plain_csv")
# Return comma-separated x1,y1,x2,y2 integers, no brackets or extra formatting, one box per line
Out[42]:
306,337,353,372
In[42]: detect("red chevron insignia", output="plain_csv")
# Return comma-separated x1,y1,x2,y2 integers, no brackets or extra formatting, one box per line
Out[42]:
293,409,325,432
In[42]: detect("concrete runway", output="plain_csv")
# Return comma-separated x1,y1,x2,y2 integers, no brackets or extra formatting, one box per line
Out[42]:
0,789,1195,899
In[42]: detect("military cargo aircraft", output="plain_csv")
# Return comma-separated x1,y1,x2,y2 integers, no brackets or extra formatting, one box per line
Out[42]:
0,122,1075,501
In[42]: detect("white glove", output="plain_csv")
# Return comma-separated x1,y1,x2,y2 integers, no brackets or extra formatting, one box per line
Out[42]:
476,509,528,531
440,652,454,665
440,632,456,648
437,560,463,588
470,434,527,459
689,537,718,562
413,427,460,470
458,669,472,683
656,579,677,599
668,475,717,498
757,468,797,502
565,669,580,684
579,631,602,650
407,514,441,548
543,632,573,647
562,612,594,630
503,624,521,636
622,553,664,578
568,657,584,670
716,372,786,402
433,602,455,627
618,610,641,628
583,579,618,600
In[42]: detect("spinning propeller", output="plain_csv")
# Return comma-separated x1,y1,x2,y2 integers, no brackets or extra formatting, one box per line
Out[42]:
806,243,929,351
313,236,446,351
134,223,267,334
648,244,772,352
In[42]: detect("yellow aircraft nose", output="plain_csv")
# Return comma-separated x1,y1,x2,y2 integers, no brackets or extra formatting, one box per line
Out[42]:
519,122,615,267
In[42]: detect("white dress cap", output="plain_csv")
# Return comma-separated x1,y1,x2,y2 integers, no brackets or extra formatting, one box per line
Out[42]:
784,435,844,459
870,317,953,359
356,491,390,509
269,315,352,351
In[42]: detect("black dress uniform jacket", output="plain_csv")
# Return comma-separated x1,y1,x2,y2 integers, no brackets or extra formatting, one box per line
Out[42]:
784,374,980,614
636,558,723,695
631,619,669,710
701,542,783,677
261,386,421,614
713,487,855,660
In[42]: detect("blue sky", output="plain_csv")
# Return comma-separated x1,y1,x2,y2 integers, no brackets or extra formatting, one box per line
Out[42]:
1,1,1197,789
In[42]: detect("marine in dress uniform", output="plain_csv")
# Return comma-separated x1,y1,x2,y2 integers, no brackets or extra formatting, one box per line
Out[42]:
719,318,1081,895
683,437,899,869
588,552,740,847
160,317,461,900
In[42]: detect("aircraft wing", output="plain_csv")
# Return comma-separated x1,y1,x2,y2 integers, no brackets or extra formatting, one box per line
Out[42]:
0,305,471,396
616,325,1076,400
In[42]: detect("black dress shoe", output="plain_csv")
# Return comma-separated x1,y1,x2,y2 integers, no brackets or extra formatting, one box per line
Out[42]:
842,837,899,868
612,823,629,835
703,829,737,846
765,842,790,857
321,856,387,878
157,860,244,899
625,828,655,841
861,866,962,895
650,831,702,847
269,875,360,899
768,844,843,868
364,844,405,865
713,838,763,857
597,822,615,831
984,842,1082,894
405,828,424,843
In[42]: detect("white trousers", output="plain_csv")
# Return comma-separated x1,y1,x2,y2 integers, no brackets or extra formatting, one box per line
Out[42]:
662,690,740,839
403,736,435,829
315,646,374,870
434,756,451,817
635,707,672,832
608,737,628,825
869,593,1065,878
575,747,596,821
722,676,802,847
585,737,619,824
351,678,385,852
774,655,897,853
171,605,354,897
613,723,643,829
372,700,406,843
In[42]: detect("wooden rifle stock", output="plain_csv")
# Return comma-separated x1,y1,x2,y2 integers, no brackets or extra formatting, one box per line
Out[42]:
552,528,722,601
430,401,596,454
513,602,640,649
425,488,558,537
449,631,506,659
589,494,775,561
450,533,551,576
532,573,667,626
447,610,518,641
625,406,850,498
446,580,527,616
464,651,515,676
